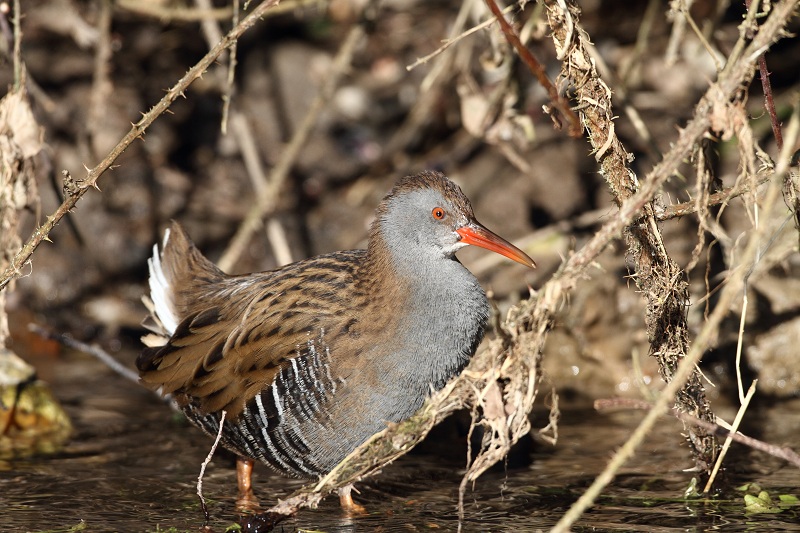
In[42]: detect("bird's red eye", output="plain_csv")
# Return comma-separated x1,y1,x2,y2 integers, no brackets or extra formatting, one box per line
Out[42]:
432,207,445,220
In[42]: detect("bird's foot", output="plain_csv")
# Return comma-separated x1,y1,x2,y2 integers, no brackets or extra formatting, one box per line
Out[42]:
338,484,367,516
236,457,261,513
236,493,262,514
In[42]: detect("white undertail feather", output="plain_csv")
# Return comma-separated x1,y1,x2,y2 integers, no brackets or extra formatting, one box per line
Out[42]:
147,227,179,336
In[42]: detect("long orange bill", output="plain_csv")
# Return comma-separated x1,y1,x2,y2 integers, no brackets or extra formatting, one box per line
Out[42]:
456,223,536,268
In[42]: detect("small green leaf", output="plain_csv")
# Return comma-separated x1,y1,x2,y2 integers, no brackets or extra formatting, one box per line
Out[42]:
744,493,781,514
684,477,701,499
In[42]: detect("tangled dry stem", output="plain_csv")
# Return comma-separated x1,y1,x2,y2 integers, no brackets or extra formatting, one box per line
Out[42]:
550,0,717,472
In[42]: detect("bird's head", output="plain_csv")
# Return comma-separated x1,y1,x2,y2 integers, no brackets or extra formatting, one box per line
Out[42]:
371,171,535,269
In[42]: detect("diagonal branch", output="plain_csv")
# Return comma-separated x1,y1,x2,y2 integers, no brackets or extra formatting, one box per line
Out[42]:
0,0,283,292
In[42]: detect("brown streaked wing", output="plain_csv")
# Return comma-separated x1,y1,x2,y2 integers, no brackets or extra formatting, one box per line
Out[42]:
139,250,367,419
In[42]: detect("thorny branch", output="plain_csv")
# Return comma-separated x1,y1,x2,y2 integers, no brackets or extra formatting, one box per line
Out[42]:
0,0,282,292
655,167,774,221
258,0,800,519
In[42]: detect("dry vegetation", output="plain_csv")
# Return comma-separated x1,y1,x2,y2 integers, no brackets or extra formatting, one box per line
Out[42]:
1,0,799,530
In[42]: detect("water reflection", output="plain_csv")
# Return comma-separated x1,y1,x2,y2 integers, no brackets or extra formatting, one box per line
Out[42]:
0,352,798,532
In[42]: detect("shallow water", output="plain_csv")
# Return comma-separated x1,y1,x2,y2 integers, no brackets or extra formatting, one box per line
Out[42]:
1,350,798,532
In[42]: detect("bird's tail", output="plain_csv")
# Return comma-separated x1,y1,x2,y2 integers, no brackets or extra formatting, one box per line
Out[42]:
141,221,224,347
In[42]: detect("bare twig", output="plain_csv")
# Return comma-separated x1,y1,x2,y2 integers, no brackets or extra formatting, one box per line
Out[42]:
547,0,718,476
117,0,322,22
665,0,693,66
686,147,711,273
198,410,227,524
221,0,240,134
758,56,784,150
704,381,757,493
217,6,373,271
230,114,268,195
88,0,113,157
782,94,800,231
406,3,517,71
117,0,233,21
28,324,182,410
0,6,55,112
195,0,226,53
734,283,750,404
681,1,723,71
584,14,660,157
722,0,761,77
555,149,790,533
231,113,294,266
265,219,294,267
12,0,20,90
745,0,784,150
193,0,237,133
0,0,283,292
484,0,582,137
28,324,141,385
595,397,800,469
678,408,800,469
191,0,294,266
